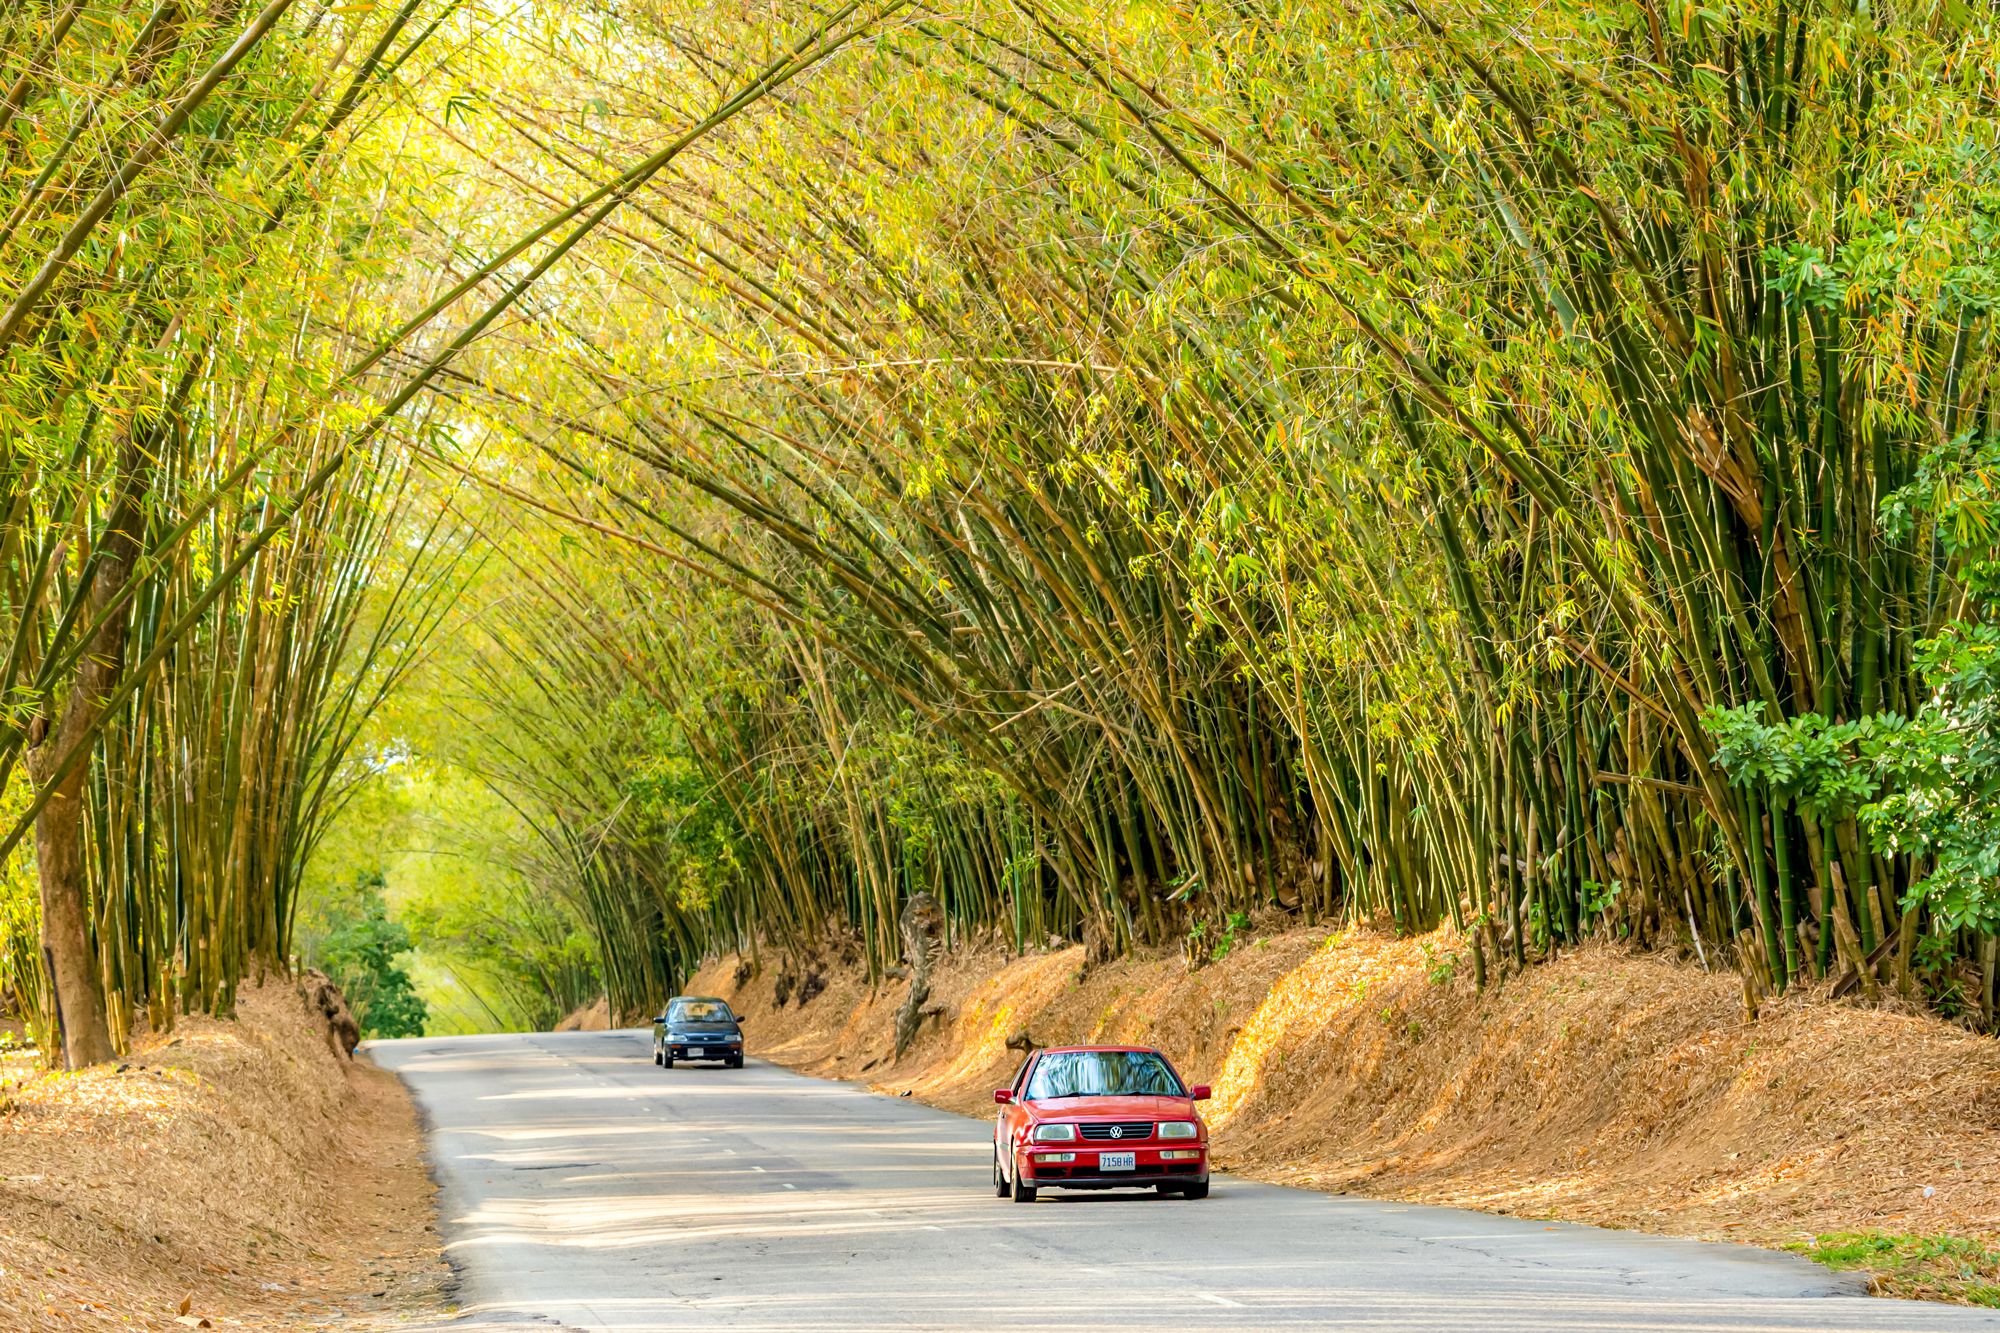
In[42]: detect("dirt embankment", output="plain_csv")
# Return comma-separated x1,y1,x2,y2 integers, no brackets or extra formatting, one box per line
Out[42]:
553,997,611,1032
0,981,450,1331
690,926,2000,1300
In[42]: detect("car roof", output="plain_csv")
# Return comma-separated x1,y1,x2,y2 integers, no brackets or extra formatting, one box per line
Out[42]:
1033,1044,1161,1056
668,995,729,1005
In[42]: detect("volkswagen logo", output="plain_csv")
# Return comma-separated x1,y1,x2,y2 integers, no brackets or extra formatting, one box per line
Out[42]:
1109,1126,1123,1139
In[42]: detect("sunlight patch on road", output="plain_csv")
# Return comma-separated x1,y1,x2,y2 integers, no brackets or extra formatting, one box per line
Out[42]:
481,1086,669,1102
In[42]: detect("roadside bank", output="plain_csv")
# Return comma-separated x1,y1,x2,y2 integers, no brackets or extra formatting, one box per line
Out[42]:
0,981,451,1330
689,925,2000,1306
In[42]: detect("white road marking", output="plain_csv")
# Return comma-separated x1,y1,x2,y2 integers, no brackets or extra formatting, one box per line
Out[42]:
782,1182,798,1190
1196,1293,1244,1308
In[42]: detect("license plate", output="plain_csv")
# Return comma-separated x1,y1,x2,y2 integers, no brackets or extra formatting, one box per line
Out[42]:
1098,1151,1136,1172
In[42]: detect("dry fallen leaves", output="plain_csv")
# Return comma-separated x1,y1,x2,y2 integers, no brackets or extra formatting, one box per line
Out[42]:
694,923,2000,1258
0,981,452,1331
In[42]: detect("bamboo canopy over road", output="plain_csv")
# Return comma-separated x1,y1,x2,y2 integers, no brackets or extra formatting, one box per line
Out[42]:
4,0,1998,1052
0,0,896,1061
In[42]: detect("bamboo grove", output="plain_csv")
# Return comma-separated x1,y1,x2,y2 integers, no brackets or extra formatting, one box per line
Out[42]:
0,0,889,1063
408,0,2000,1028
0,0,468,1064
4,0,1998,1055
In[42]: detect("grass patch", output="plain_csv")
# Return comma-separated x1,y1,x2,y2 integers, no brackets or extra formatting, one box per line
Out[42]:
1784,1232,2000,1307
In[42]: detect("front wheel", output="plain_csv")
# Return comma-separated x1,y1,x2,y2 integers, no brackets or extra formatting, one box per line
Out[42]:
727,1055,744,1069
1010,1156,1037,1204
653,1047,663,1066
992,1149,1010,1198
1179,1180,1209,1200
662,1053,675,1069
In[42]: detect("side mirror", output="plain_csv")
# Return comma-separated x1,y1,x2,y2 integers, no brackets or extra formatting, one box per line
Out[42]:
653,1015,668,1025
734,1017,746,1028
1190,1085,1212,1101
993,1089,1013,1104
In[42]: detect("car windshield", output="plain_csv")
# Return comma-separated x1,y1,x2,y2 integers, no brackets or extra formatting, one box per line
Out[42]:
1024,1050,1183,1100
668,1000,732,1024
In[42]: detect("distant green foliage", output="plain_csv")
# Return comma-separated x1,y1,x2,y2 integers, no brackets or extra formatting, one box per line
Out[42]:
311,873,428,1040
402,879,601,1032
298,754,602,1034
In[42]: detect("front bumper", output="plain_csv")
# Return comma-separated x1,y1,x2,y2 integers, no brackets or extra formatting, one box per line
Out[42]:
1028,1169,1208,1189
667,1043,742,1059
1021,1146,1207,1187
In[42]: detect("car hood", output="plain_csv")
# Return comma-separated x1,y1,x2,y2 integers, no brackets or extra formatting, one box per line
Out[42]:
1024,1094,1195,1119
668,1022,740,1034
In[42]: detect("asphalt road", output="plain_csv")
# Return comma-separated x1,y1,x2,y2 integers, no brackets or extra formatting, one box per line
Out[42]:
368,1029,2000,1332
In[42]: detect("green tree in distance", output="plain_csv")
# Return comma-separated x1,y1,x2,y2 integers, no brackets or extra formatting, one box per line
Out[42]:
310,872,427,1040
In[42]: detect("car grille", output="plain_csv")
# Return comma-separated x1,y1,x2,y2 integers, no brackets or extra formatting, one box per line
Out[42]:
1077,1121,1154,1141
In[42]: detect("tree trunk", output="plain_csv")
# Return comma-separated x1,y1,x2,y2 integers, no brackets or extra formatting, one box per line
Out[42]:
25,437,146,1070
27,742,113,1068
893,891,943,1060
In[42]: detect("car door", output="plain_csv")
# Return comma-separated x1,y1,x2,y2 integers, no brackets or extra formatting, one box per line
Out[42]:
998,1052,1037,1166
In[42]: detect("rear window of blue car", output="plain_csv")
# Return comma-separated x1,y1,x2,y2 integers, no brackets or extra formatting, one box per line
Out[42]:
1025,1050,1182,1099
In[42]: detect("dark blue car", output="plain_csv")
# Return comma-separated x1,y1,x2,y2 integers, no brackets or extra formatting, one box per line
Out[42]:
652,995,745,1068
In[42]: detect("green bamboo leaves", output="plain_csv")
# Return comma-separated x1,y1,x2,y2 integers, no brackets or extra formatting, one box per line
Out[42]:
390,0,1998,1027
11,0,1989,1045
0,0,889,1060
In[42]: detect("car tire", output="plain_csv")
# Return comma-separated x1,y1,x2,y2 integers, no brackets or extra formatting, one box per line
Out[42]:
1181,1181,1210,1200
993,1149,1010,1198
662,1054,675,1069
727,1055,744,1069
653,1048,663,1066
1009,1157,1037,1204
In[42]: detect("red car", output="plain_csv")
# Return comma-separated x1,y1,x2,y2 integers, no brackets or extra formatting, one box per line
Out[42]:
992,1045,1211,1201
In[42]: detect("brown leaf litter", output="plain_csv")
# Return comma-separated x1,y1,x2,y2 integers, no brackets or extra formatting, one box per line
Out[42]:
689,924,2000,1304
0,980,451,1331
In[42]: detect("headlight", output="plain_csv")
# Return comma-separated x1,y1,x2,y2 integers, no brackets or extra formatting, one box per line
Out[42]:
1031,1122,1077,1142
1158,1120,1198,1140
